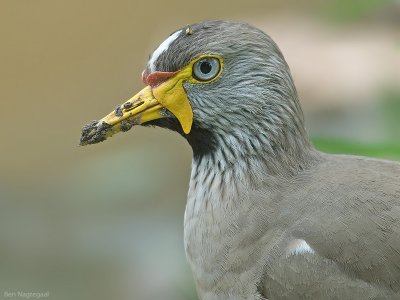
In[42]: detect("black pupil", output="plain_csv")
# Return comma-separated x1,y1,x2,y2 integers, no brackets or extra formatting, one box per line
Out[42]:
200,61,212,74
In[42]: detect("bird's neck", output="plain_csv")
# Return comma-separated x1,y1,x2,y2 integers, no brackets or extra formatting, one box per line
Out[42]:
185,126,319,217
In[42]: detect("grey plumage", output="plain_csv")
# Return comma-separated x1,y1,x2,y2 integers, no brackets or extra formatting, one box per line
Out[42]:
82,20,400,299
156,21,400,299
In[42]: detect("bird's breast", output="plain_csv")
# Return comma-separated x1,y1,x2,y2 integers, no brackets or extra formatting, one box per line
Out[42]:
183,163,287,297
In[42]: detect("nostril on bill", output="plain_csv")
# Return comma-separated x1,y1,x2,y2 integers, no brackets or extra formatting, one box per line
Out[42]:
124,99,144,112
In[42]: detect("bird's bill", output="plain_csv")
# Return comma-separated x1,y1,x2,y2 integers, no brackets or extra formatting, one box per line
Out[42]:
103,85,166,128
79,71,194,146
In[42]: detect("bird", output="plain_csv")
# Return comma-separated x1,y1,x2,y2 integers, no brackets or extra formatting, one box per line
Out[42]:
80,20,400,299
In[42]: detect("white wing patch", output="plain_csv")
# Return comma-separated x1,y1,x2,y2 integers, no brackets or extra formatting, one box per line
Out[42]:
149,30,182,72
287,239,315,256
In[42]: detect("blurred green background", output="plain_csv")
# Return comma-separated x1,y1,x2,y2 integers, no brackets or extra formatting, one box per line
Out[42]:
0,0,399,299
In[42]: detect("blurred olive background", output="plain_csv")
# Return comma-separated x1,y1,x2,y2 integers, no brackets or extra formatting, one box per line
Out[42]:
1,0,399,299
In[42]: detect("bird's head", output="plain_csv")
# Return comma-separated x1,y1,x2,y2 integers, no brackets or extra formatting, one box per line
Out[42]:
81,20,309,162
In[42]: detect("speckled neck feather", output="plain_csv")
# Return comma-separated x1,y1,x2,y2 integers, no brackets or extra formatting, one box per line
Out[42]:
185,105,318,218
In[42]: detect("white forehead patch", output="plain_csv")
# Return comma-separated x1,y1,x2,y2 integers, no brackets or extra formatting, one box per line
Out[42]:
149,30,182,72
287,239,315,256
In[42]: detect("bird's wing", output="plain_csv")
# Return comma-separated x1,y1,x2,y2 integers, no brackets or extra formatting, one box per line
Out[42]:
262,251,397,299
288,154,400,293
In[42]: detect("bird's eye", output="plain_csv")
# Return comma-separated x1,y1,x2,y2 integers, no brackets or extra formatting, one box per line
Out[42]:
193,57,221,82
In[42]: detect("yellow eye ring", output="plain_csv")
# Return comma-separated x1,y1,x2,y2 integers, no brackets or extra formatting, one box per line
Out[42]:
188,55,224,84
